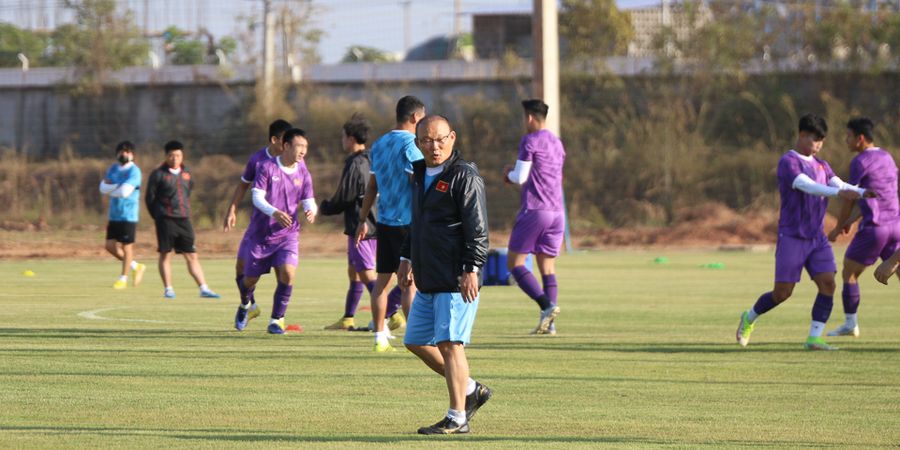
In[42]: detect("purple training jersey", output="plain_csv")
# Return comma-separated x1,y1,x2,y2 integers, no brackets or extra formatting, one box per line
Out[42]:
777,150,836,239
241,147,274,184
245,157,315,245
518,129,566,212
848,148,899,227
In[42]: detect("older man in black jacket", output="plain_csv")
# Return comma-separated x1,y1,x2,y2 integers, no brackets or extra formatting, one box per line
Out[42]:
398,115,492,435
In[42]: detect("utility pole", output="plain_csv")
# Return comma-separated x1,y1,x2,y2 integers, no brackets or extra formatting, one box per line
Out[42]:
453,0,462,35
401,1,412,55
531,0,560,136
262,0,276,116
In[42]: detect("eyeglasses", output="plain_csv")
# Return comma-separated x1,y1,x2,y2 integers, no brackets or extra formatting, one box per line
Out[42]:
418,134,452,146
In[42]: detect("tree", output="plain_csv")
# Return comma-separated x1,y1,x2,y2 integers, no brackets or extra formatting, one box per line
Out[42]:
46,0,149,94
341,45,395,63
0,23,51,68
162,27,237,65
559,0,635,58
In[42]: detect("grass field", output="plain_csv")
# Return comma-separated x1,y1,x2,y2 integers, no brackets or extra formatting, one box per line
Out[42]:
2,249,900,448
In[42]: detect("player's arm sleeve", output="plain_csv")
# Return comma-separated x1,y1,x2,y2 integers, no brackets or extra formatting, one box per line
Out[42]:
404,140,424,174
99,181,117,195
109,184,136,198
320,164,355,216
455,170,489,272
828,176,866,196
506,160,533,185
251,188,278,217
792,173,840,197
144,171,158,219
240,159,257,184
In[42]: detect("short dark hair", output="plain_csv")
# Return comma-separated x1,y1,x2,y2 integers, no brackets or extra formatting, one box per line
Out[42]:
115,140,135,153
396,95,425,123
798,113,828,140
846,117,875,143
282,128,307,145
416,114,453,135
164,140,184,153
522,99,549,120
343,113,371,145
268,119,293,140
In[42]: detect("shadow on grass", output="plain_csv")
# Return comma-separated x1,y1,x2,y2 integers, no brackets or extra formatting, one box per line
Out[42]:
475,341,900,354
0,425,847,447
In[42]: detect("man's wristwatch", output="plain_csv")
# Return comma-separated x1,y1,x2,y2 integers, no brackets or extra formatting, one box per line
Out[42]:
463,264,479,274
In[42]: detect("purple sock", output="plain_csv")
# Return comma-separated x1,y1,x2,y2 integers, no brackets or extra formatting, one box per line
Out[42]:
344,281,365,318
365,281,375,293
385,286,402,317
236,276,255,306
271,282,293,319
542,274,558,306
752,292,777,316
842,283,860,314
512,266,551,310
811,293,833,323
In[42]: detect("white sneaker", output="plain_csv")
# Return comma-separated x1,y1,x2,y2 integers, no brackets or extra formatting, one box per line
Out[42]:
530,306,559,334
547,320,557,336
826,323,860,337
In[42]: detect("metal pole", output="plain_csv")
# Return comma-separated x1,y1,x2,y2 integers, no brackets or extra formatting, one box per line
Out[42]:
262,0,276,116
402,1,412,55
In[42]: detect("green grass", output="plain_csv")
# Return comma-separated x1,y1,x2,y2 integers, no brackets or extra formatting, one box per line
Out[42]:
2,249,900,448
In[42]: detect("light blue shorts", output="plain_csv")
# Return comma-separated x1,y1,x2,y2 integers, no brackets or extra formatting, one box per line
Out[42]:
403,291,479,346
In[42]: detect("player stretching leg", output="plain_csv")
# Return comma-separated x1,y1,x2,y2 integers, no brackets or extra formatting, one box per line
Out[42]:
736,114,868,351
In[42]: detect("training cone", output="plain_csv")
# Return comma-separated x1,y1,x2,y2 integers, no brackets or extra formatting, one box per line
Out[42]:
23,270,35,277
285,324,303,333
653,256,669,264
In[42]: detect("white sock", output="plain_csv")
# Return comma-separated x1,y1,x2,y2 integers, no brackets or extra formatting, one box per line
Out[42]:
118,275,128,282
199,284,209,292
809,321,826,338
165,286,174,292
130,260,139,270
240,303,251,310
374,331,389,343
845,313,858,328
466,378,476,396
447,408,466,425
746,308,760,323
270,318,282,325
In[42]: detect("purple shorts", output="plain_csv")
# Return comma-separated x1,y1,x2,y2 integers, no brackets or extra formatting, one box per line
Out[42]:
243,239,299,277
774,233,836,283
349,236,376,272
508,209,565,257
844,222,900,266
237,235,253,262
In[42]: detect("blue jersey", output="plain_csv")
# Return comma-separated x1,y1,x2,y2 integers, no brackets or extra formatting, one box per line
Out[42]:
105,162,142,222
369,130,423,226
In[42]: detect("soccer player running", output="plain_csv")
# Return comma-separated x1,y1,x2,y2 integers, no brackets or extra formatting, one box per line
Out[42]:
320,114,405,331
503,99,566,335
99,140,146,289
400,115,492,435
736,114,870,351
826,117,900,338
145,141,220,299
234,128,317,334
355,95,426,352
224,119,293,328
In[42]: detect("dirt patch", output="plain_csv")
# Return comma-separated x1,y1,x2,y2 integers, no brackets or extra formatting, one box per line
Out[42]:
0,203,846,259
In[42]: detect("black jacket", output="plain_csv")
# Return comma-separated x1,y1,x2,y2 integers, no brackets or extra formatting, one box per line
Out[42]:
145,164,193,220
320,150,376,238
401,151,489,293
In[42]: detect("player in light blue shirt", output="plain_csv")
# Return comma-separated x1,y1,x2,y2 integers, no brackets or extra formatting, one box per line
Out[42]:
99,141,146,289
356,95,426,352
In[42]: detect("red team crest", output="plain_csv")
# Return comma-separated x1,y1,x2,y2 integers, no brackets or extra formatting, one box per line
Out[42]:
435,180,449,193
182,172,191,181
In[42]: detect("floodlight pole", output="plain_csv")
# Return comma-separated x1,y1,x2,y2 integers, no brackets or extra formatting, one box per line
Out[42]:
262,0,276,116
532,0,572,252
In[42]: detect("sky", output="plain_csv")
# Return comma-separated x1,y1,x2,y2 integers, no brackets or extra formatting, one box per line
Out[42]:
0,0,660,64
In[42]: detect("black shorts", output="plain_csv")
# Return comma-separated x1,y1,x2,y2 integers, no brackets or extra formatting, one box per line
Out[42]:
154,217,196,254
106,221,137,244
376,223,409,274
